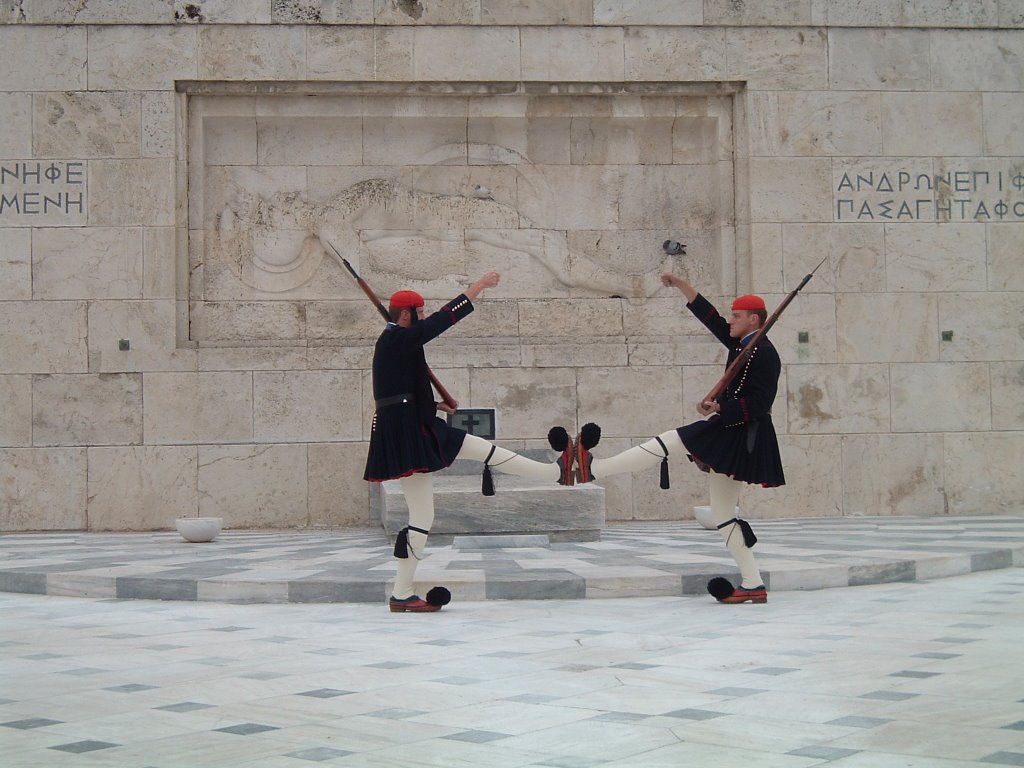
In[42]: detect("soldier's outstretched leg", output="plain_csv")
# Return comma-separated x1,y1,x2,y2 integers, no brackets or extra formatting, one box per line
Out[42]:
588,429,685,481
457,432,575,487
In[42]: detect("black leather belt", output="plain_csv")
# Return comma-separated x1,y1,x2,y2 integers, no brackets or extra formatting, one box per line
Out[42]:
375,393,415,408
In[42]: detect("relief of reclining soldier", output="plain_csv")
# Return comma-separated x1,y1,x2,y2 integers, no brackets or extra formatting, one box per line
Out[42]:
208,171,694,302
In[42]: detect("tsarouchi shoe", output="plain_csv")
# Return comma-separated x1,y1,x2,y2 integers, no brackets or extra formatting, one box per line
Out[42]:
719,585,768,604
389,595,442,613
548,426,575,486
707,577,767,604
574,422,601,484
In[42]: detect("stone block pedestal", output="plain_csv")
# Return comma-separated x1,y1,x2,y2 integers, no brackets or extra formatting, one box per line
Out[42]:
373,457,606,543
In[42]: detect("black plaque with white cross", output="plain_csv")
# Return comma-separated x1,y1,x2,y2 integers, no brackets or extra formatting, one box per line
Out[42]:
447,408,496,440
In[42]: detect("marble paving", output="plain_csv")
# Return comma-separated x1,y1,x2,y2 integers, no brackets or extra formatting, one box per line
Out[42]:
1,568,1022,767
0,516,1022,604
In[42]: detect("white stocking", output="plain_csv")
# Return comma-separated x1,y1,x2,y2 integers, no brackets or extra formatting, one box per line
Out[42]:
457,433,560,483
709,471,762,588
392,473,434,599
590,430,685,478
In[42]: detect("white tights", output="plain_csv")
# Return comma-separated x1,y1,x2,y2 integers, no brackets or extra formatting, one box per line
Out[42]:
589,429,687,477
589,430,763,589
709,471,763,588
457,434,560,483
393,472,434,600
391,434,560,599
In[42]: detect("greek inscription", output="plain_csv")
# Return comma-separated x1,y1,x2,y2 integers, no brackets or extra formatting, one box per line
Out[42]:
836,198,1024,221
835,162,1024,222
0,160,87,222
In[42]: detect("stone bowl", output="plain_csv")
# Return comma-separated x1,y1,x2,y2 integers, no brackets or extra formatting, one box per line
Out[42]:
175,517,223,543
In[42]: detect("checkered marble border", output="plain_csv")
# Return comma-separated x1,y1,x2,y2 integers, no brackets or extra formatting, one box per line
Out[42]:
0,516,1021,603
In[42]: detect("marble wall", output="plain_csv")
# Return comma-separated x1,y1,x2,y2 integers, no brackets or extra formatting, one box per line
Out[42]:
1,1,1022,531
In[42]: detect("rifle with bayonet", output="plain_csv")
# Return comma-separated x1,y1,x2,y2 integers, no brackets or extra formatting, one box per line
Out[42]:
325,241,459,411
704,255,827,403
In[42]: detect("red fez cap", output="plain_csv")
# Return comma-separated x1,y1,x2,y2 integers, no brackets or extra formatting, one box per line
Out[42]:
389,290,424,309
732,294,766,311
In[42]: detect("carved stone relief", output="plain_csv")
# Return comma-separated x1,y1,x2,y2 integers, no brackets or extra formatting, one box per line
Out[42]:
189,92,731,342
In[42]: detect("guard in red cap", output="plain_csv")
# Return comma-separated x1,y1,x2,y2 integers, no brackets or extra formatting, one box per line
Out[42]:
388,289,425,311
578,273,785,605
365,272,578,613
731,294,766,312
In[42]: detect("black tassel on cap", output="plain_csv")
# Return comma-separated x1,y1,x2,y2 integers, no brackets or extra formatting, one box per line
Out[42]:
481,445,496,497
655,436,670,489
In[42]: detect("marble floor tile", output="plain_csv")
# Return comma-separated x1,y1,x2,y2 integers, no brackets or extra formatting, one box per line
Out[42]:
1,569,1022,767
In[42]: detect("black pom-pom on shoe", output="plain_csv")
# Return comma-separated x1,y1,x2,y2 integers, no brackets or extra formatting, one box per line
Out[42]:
707,577,735,601
579,422,601,450
548,426,571,451
426,586,451,607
